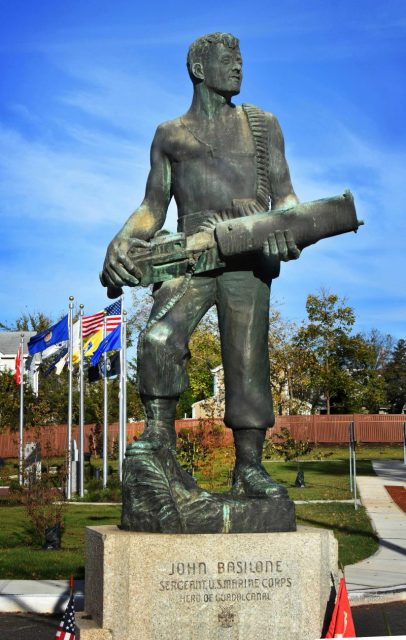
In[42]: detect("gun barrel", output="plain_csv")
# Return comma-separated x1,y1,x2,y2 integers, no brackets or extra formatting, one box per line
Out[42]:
215,191,362,258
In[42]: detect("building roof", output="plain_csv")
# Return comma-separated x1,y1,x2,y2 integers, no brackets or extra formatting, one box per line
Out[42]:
0,331,36,356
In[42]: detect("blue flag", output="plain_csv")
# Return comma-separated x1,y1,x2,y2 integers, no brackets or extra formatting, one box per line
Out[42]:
91,324,121,366
28,315,69,355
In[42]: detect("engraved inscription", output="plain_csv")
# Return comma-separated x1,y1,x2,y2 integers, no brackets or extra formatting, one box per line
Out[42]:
158,558,293,605
169,562,207,575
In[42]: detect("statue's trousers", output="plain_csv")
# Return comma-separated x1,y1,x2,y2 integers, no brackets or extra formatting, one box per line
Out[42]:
137,265,275,430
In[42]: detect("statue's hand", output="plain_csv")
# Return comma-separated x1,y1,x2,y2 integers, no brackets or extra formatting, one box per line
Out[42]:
263,229,301,262
102,234,150,288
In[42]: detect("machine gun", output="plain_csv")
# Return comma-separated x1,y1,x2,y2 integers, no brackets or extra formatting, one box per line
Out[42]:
102,191,363,299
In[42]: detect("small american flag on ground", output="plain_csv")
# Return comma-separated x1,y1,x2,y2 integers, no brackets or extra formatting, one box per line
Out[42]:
55,593,75,639
82,300,122,337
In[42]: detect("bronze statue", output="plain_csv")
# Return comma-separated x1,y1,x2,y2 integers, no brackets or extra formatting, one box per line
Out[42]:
101,33,361,532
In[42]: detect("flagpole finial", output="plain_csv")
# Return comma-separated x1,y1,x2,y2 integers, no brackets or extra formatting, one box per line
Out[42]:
79,303,84,309
69,295,74,301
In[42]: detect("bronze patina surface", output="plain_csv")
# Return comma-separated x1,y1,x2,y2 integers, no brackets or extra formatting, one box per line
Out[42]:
101,32,361,533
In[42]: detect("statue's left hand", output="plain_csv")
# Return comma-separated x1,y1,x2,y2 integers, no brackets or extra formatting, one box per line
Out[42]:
263,229,301,262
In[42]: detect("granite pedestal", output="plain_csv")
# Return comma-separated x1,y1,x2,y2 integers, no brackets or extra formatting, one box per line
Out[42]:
77,525,338,640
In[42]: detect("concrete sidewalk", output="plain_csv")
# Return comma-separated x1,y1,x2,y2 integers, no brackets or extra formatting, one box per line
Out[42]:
346,460,406,600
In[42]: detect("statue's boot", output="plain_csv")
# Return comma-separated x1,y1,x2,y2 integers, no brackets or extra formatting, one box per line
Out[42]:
126,396,178,453
231,429,288,499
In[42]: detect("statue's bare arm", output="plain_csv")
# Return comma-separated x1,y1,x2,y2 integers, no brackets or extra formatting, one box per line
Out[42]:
263,113,301,261
102,126,172,287
268,113,299,210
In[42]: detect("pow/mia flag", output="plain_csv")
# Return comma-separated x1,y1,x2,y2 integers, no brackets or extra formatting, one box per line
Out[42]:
42,345,68,377
88,351,120,383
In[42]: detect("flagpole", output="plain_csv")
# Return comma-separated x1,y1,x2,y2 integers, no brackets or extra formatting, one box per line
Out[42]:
78,304,85,498
103,314,108,489
118,297,124,481
67,295,74,500
18,334,24,486
123,309,128,467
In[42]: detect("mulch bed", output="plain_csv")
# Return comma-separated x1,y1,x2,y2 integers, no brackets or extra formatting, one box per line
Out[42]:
385,485,406,513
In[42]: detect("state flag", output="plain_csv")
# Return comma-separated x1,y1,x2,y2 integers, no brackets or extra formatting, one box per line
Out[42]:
82,328,104,358
91,324,121,366
28,316,69,355
70,320,81,365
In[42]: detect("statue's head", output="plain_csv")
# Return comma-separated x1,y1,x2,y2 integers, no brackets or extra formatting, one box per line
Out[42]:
187,32,242,97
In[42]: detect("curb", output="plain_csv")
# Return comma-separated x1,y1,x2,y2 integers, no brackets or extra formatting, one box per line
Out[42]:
349,587,406,605
0,581,84,614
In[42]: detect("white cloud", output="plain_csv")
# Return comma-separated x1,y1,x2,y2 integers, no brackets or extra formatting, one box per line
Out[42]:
0,123,148,225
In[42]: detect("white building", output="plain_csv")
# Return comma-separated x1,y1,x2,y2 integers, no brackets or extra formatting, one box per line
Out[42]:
192,365,225,419
0,331,39,392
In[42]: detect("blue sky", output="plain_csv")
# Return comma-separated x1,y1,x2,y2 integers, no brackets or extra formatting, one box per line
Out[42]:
1,0,405,338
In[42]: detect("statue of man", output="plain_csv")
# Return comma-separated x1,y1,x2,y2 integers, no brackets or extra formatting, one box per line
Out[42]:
102,32,301,498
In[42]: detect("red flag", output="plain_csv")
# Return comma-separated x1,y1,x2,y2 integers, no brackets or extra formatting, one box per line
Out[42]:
14,344,22,385
325,577,356,638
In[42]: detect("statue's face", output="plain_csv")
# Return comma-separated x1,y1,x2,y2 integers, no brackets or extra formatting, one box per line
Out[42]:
201,43,243,97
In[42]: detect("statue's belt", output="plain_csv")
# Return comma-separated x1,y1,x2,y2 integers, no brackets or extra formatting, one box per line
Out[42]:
178,210,219,236
178,199,268,236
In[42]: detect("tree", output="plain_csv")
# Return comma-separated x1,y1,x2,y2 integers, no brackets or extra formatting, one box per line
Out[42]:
268,306,313,415
384,339,406,413
331,332,387,413
0,370,56,433
0,371,28,432
364,329,395,371
293,290,386,414
293,291,355,413
0,311,55,333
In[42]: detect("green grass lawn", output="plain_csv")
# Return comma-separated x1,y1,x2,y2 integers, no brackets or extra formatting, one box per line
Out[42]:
296,503,379,566
196,452,376,499
0,505,121,579
263,459,374,501
292,444,404,461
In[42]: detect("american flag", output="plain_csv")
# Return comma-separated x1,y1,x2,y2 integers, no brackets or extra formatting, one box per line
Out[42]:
55,593,75,639
82,300,122,337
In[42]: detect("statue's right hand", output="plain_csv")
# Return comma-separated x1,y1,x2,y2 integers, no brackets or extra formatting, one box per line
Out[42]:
101,235,150,288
